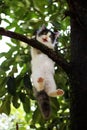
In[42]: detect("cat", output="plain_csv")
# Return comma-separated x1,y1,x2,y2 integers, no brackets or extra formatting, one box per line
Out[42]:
31,25,64,119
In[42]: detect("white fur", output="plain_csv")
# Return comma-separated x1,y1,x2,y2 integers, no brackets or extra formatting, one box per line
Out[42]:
31,48,56,95
31,29,64,97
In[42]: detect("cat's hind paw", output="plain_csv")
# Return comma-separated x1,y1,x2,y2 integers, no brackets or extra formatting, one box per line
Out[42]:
37,77,44,83
37,77,44,91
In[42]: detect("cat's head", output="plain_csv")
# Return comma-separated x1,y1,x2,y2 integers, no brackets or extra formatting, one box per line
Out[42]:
36,25,59,49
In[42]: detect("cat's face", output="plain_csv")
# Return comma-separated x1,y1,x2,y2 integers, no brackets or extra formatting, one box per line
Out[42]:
36,25,59,49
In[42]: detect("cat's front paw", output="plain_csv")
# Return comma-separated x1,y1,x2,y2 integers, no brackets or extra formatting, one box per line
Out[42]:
48,89,64,97
56,89,64,96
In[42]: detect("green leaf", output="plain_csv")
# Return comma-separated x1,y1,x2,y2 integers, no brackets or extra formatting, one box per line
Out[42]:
0,95,11,115
19,92,26,103
0,52,6,58
12,94,20,108
0,77,7,97
0,85,7,97
50,98,60,118
32,107,41,123
32,0,47,12
51,98,60,110
22,96,30,113
1,58,15,71
23,74,32,89
7,76,16,95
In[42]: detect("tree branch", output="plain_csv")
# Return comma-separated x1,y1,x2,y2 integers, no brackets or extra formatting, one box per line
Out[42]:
0,27,70,74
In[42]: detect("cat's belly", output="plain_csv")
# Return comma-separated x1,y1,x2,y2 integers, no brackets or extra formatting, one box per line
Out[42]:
31,54,54,73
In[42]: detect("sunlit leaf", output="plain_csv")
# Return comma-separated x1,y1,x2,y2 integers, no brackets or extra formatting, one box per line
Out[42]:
0,95,11,115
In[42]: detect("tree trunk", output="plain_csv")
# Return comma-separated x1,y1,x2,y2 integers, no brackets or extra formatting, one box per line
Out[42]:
69,1,87,129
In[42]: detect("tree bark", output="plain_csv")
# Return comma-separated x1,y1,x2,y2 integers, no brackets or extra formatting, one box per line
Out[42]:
68,1,87,129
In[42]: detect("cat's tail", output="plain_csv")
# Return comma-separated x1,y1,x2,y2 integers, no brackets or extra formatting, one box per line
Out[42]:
33,88,51,120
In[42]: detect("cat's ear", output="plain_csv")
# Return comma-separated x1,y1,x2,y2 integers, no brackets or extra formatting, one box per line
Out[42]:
37,24,46,35
54,31,60,38
53,31,60,46
39,24,46,32
41,24,46,30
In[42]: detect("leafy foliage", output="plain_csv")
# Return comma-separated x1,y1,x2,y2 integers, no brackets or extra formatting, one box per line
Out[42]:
0,0,70,129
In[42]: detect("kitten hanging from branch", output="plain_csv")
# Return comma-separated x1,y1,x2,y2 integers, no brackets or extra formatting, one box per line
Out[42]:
31,25,64,119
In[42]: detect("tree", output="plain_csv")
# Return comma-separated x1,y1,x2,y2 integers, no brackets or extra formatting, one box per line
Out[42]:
0,0,86,130
67,1,87,130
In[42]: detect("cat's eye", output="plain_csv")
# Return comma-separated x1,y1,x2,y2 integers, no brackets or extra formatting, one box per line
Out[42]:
43,32,47,35
49,35,53,38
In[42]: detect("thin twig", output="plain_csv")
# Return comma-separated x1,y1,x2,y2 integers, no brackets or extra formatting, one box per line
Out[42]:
16,123,19,130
